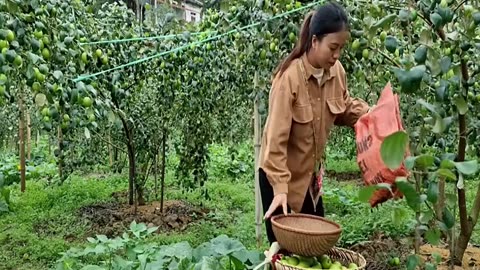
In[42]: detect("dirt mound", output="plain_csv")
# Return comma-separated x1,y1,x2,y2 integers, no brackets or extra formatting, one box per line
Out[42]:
78,199,209,238
420,244,480,270
326,170,362,182
348,233,411,270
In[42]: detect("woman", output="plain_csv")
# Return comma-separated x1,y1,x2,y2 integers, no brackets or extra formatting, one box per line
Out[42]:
258,1,372,244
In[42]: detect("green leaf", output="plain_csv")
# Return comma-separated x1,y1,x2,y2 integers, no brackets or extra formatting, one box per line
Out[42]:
393,65,426,93
414,45,428,64
84,127,91,139
396,178,421,211
454,160,478,175
80,265,105,270
425,263,436,270
384,36,398,53
194,256,224,270
372,14,397,29
432,116,453,134
430,12,444,29
427,182,439,204
437,168,457,181
358,186,376,203
53,70,63,80
210,235,245,256
420,209,434,224
440,159,456,169
420,29,433,46
380,131,409,170
392,207,409,225
442,207,455,229
97,235,108,243
35,93,47,107
417,99,438,114
415,154,435,169
446,193,457,207
440,56,452,74
425,228,441,245
399,9,411,22
406,254,420,270
405,156,416,170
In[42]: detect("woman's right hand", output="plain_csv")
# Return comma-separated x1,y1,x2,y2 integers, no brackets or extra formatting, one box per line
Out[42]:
264,193,288,219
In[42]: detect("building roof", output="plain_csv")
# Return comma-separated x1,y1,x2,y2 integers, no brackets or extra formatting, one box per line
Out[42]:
185,0,203,7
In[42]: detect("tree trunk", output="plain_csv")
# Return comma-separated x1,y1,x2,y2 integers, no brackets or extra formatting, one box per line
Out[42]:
120,116,135,205
452,59,472,266
26,111,31,160
18,89,26,193
160,130,166,213
58,126,63,182
108,129,113,167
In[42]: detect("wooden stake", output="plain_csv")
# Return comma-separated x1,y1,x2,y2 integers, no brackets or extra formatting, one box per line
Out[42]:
253,72,263,248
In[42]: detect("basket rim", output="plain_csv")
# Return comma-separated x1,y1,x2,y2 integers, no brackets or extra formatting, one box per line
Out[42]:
271,213,342,236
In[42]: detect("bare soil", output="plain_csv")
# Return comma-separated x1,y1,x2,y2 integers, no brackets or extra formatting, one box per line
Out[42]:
78,198,209,238
325,170,362,182
419,244,480,270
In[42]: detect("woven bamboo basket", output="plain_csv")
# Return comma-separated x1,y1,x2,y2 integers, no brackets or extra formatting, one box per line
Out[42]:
274,247,367,270
271,213,342,257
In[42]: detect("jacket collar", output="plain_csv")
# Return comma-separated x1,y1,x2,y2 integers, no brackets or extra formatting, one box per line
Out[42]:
300,53,336,84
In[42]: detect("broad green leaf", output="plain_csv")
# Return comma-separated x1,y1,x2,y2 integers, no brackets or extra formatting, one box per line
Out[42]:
420,209,434,224
440,56,452,74
446,193,457,207
393,65,426,93
358,186,376,203
427,182,439,204
84,127,91,139
442,207,455,229
417,99,437,114
194,256,223,270
420,29,433,46
415,154,435,169
35,93,47,107
399,9,410,22
430,12,443,29
210,235,245,256
392,207,409,225
405,156,416,170
454,160,478,175
396,178,421,211
414,45,427,64
372,14,396,29
96,235,108,243
432,116,453,134
425,263,436,270
425,228,441,245
1,188,10,204
380,131,409,170
80,266,105,270
440,159,455,169
406,254,420,270
384,36,398,53
436,168,456,181
53,70,64,80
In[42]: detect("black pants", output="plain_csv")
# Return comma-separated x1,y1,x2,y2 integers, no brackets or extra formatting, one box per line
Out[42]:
259,168,324,245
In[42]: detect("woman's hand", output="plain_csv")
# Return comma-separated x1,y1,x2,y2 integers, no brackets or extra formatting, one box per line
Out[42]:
264,193,288,219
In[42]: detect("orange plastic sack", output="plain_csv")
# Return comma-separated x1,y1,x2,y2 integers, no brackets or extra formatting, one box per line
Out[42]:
354,82,409,207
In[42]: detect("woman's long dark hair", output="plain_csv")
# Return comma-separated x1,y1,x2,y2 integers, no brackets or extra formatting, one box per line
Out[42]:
273,1,349,78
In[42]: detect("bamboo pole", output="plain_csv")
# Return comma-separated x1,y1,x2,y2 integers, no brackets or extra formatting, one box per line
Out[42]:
254,72,263,248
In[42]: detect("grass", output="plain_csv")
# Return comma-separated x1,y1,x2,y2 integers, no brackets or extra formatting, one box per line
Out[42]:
0,142,479,269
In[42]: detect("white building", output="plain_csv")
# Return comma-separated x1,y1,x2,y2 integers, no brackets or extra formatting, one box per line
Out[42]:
158,0,203,23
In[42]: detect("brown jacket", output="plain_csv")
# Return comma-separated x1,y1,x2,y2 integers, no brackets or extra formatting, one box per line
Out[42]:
259,53,370,213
